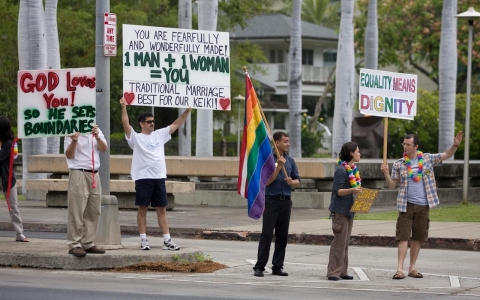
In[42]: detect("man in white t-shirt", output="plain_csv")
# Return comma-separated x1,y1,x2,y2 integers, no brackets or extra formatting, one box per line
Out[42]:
120,97,191,250
64,124,108,257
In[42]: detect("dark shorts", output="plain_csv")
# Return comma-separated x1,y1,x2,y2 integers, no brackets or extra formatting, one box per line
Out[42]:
396,202,430,242
135,178,167,207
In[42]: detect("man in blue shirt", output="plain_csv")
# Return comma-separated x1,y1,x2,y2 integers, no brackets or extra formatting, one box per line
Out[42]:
253,131,301,277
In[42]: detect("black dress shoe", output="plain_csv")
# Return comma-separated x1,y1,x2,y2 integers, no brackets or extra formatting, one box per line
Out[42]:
272,268,289,276
328,276,340,281
254,269,264,277
341,275,354,280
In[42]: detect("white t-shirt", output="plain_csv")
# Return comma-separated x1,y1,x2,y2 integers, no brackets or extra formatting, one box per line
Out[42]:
126,125,171,180
64,130,106,170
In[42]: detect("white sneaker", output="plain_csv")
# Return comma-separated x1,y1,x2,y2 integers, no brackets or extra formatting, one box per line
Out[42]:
140,238,150,250
163,239,180,251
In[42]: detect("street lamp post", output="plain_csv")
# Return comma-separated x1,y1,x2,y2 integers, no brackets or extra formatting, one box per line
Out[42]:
456,7,480,204
234,94,244,156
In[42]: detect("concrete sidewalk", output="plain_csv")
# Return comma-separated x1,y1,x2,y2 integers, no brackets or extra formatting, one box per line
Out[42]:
0,200,478,270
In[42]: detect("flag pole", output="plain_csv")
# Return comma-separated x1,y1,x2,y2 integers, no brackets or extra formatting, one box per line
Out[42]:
243,66,288,178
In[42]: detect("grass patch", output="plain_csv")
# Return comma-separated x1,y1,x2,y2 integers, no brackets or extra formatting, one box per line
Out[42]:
0,194,27,200
354,203,480,222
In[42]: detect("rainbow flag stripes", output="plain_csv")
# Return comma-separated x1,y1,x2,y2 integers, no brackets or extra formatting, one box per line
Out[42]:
237,75,275,220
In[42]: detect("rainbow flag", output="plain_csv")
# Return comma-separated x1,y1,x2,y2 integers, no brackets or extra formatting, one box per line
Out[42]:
237,74,276,220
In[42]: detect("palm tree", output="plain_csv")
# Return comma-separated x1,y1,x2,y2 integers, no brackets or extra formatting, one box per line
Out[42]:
45,0,61,154
195,0,218,157
178,0,192,156
438,0,457,157
364,0,377,70
271,0,339,28
301,0,330,25
18,0,48,194
288,0,303,157
331,0,355,158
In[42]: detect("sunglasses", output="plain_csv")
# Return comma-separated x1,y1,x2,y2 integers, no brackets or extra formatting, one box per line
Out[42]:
144,120,155,124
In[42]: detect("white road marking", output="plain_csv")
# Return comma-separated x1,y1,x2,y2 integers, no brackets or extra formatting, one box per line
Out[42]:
352,267,370,281
449,276,461,288
245,259,272,273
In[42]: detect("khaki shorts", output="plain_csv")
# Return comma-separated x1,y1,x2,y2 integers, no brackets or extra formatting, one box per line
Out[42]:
396,202,430,242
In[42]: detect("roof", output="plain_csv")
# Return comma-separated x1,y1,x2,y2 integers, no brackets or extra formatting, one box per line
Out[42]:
261,100,308,113
231,14,338,41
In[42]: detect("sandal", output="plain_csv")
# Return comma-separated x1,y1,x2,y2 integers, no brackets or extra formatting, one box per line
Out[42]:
392,271,405,279
408,270,423,278
16,238,29,242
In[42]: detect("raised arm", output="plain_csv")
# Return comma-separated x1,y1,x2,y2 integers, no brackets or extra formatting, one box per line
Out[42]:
440,131,464,161
65,133,79,159
266,156,284,186
381,162,398,190
119,97,132,138
169,107,192,135
92,125,108,153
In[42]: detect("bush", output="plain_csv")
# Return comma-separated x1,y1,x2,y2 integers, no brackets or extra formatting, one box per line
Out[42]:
301,114,323,157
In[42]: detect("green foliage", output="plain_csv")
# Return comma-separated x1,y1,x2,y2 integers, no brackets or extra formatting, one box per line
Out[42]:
218,0,273,30
270,0,340,28
301,114,323,157
192,253,212,263
454,93,480,160
110,132,126,141
0,2,20,122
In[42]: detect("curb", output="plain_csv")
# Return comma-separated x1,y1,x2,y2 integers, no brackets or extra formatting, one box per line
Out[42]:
1,222,478,252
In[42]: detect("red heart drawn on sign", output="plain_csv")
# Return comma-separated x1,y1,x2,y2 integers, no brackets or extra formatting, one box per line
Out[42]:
124,92,135,105
219,97,231,110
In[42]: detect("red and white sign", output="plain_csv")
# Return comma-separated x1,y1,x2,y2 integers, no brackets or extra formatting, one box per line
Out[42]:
104,12,117,56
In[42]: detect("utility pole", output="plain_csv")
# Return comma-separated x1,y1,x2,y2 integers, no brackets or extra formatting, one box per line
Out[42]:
95,0,122,248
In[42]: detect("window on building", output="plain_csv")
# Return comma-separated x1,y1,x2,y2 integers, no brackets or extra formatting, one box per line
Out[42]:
323,50,337,66
302,49,314,65
274,113,286,130
270,49,285,63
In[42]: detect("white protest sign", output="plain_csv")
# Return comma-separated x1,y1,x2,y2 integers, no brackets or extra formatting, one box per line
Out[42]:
122,24,231,110
17,68,96,139
359,68,418,120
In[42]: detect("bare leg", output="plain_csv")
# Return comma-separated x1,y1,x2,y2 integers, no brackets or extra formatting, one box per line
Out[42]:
409,240,422,273
156,206,169,234
397,240,408,273
137,206,148,234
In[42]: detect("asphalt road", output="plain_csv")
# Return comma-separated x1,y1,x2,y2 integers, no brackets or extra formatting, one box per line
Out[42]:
1,231,479,299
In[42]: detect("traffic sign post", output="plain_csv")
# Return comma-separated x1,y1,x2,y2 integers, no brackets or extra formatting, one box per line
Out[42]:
104,12,116,56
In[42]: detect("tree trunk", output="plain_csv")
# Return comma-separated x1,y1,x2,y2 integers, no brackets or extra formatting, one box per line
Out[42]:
18,0,48,195
288,0,303,157
331,0,355,158
178,0,192,156
195,0,218,157
438,0,457,158
308,66,335,132
364,0,377,70
45,0,61,154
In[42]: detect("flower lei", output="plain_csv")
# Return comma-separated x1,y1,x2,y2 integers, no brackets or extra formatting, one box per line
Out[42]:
404,151,424,182
337,159,361,188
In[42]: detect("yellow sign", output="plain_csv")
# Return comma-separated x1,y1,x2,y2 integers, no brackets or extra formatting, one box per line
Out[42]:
350,188,379,214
